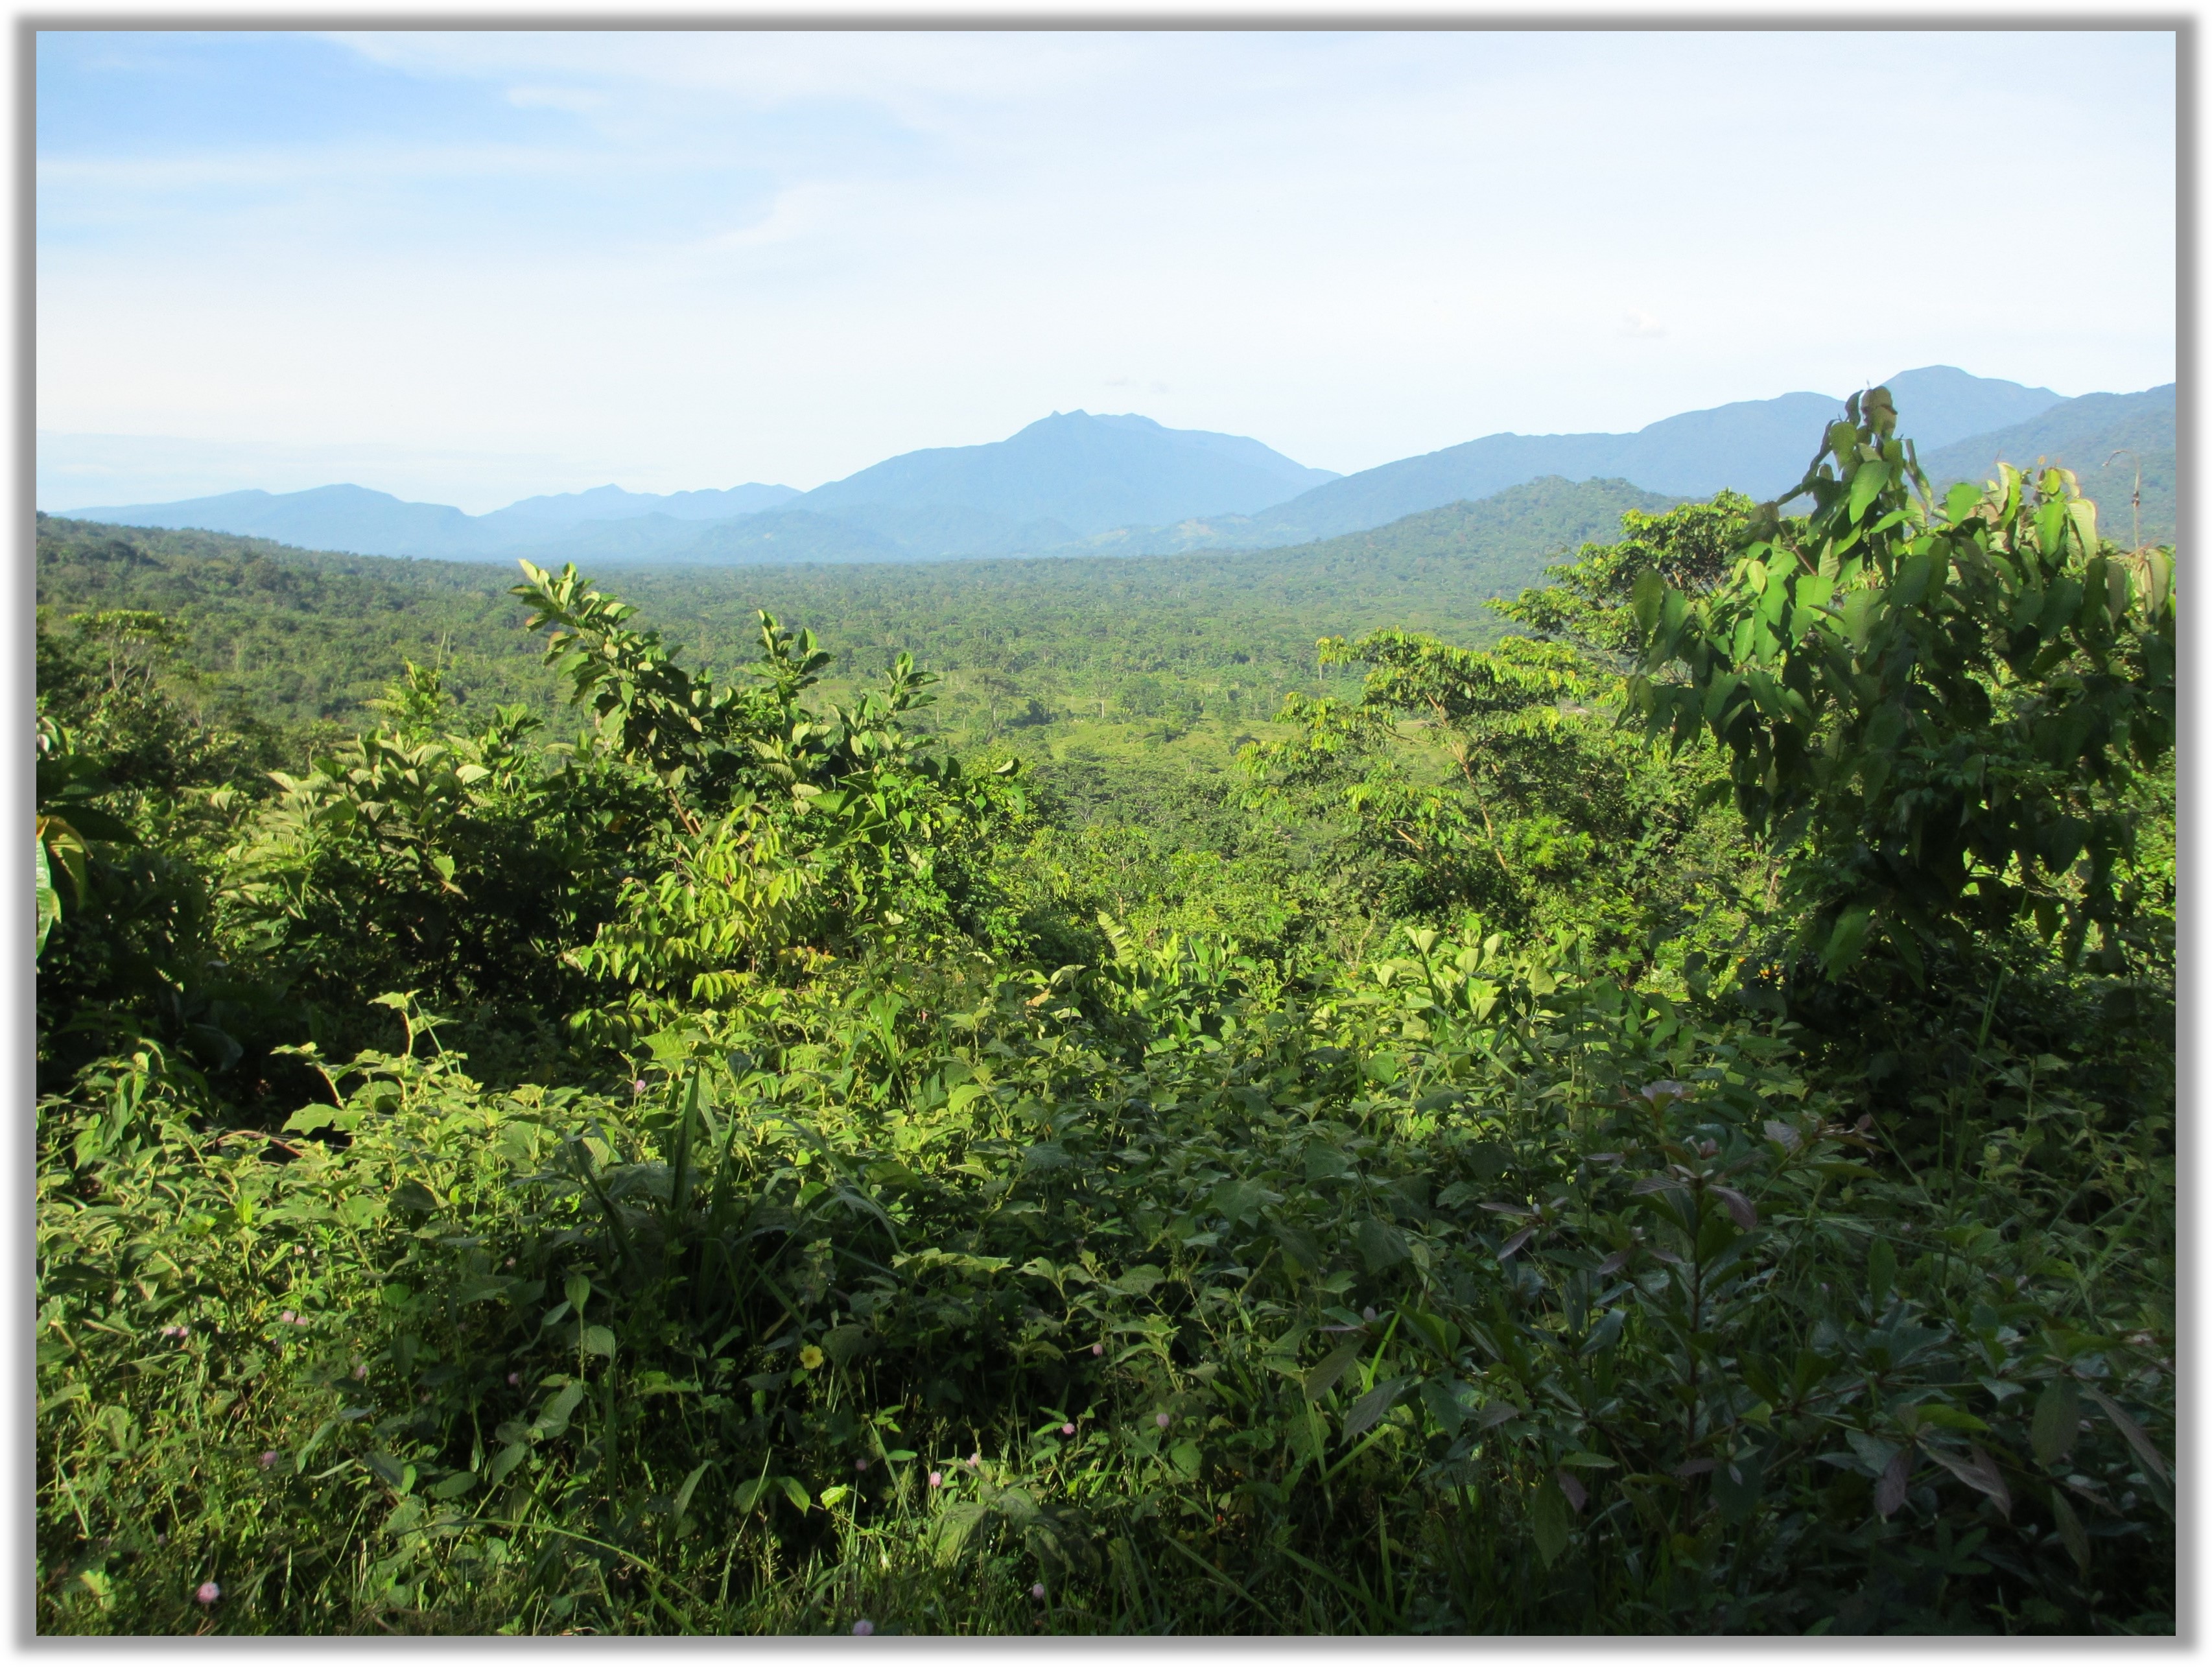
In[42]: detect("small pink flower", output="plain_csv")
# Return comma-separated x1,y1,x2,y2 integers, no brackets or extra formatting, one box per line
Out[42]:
259,1450,279,1469
352,1364,368,1380
967,1453,980,1469
278,1312,296,1325
631,1079,648,1096
1030,1582,1046,1600
1061,1423,1076,1436
1092,1343,1104,1356
854,1458,868,1472
195,1581,220,1606
928,1471,943,1487
1155,1413,1170,1428
507,1372,521,1387
852,1620,874,1636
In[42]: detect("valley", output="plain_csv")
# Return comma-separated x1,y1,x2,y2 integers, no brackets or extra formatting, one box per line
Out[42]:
34,386,2177,1635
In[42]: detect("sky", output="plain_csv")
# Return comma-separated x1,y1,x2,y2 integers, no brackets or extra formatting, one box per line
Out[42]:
36,27,2178,514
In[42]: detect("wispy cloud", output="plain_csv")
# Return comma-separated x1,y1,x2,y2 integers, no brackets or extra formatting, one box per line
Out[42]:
506,86,611,116
36,29,2177,499
329,29,1160,121
703,181,870,252
38,140,616,192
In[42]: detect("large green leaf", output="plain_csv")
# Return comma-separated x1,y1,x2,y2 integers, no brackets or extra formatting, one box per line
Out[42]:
34,840,58,956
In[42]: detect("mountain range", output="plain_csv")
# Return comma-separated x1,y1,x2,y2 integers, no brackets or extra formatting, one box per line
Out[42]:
1917,386,2176,547
62,368,2174,566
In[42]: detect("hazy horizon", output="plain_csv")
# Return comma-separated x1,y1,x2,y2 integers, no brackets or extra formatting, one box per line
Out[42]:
36,361,2168,519
39,30,2174,514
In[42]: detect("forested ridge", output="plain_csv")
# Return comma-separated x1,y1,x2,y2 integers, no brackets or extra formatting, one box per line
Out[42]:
34,474,1670,735
35,393,2174,1635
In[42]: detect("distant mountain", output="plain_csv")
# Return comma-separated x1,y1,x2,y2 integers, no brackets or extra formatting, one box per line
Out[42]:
760,500,1081,562
652,509,908,566
1096,367,2068,555
1918,384,2175,546
477,482,799,537
1874,366,2069,453
543,412,1343,566
788,410,1339,550
71,479,805,562
1208,475,1682,610
69,484,500,558
65,411,1335,565
62,370,2118,569
506,512,762,565
31,476,1687,734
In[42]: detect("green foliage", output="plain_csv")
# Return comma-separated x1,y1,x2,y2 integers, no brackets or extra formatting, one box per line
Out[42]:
35,615,288,1089
1244,628,1765,980
35,410,2173,1635
223,700,629,1048
1916,388,2176,551
34,515,565,739
212,563,1029,1067
36,477,1669,758
36,938,2172,1635
1494,492,1758,661
1629,387,2176,982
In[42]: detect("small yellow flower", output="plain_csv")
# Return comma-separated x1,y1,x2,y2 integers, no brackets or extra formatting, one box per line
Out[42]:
799,1344,825,1370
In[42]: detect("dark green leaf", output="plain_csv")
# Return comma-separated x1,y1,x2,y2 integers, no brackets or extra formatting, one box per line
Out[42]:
2032,1379,2082,1469
1341,1375,1409,1439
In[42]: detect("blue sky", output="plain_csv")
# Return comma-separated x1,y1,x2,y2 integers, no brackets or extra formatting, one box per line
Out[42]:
37,29,2176,512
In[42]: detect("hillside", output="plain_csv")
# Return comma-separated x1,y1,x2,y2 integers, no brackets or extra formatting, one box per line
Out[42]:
33,517,568,730
790,410,1339,542
478,481,799,533
34,476,1669,736
659,504,1070,566
1098,366,2067,554
62,412,1338,565
605,476,1677,689
68,483,498,557
67,479,805,562
1916,384,2176,546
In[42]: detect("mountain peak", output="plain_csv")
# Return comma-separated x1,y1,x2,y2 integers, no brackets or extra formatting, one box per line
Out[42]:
48,368,2135,568
797,411,1339,541
1873,366,2065,450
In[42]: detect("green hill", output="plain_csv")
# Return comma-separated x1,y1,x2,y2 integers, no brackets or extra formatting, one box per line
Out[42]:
34,475,1674,739
1916,384,2174,547
34,517,565,731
